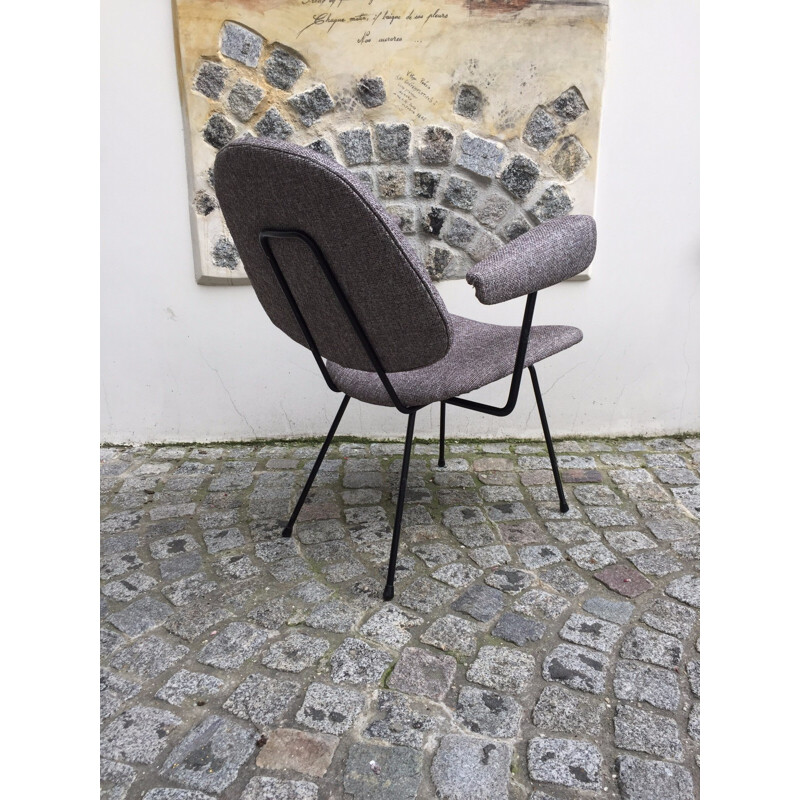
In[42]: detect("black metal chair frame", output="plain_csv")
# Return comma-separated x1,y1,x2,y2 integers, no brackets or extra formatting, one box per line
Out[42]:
260,229,569,601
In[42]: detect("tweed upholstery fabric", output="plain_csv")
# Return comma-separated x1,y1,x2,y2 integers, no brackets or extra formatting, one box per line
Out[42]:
466,215,597,305
214,137,452,372
326,315,583,407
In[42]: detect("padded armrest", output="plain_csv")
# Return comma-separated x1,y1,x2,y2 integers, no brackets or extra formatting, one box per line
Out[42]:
466,215,596,305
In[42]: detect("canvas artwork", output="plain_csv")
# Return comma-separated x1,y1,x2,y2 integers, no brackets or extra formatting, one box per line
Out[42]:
173,0,609,285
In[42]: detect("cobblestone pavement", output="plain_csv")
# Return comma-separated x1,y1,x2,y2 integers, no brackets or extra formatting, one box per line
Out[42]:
100,435,700,800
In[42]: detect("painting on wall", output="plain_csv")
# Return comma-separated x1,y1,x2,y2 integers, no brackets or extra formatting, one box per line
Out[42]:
173,0,609,285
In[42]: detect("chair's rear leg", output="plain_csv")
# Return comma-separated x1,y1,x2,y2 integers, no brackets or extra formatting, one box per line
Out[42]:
438,402,446,468
529,367,569,513
282,395,350,538
384,411,417,600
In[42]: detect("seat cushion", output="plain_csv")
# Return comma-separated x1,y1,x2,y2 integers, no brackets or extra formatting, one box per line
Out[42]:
326,315,582,408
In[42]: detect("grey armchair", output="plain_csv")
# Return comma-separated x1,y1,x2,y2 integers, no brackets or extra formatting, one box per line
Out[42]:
215,137,596,601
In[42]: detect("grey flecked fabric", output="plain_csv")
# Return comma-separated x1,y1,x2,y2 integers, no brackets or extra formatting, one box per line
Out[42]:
467,215,596,305
214,137,452,372
326,316,582,407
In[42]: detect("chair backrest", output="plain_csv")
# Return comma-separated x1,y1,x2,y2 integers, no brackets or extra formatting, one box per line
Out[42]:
214,137,453,372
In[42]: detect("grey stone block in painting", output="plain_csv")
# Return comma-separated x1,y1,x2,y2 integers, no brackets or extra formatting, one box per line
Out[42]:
264,48,306,91
220,22,263,67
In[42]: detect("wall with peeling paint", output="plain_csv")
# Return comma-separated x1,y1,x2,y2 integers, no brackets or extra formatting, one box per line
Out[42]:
101,0,699,443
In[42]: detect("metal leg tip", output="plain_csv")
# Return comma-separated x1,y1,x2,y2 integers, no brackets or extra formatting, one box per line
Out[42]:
282,526,293,538
382,585,394,601
559,501,569,514
437,459,446,468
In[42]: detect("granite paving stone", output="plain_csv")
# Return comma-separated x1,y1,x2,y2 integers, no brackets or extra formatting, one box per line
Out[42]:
455,685,522,738
397,577,456,613
616,755,695,800
492,612,546,646
388,646,456,700
305,600,363,633
467,544,511,568
629,550,684,576
111,636,189,679
573,484,621,505
484,566,532,593
688,704,700,741
451,583,505,622
432,561,483,587
665,574,700,607
202,527,245,554
241,776,318,800
615,704,684,760
542,643,610,694
196,622,268,669
449,523,496,548
620,627,683,668
687,659,700,696
519,544,563,569
329,638,393,685
262,632,330,672
486,501,531,522
513,588,570,620
420,613,479,655
100,758,137,799
567,540,617,571
142,789,217,800
545,520,600,544
585,506,638,527
343,742,422,800
223,673,301,727
165,604,233,642
359,603,423,648
103,571,158,602
363,690,436,749
159,552,203,582
527,737,602,790
160,715,256,793
467,645,537,692
295,682,366,735
559,612,624,652
431,735,512,800
642,598,698,638
614,659,680,711
101,552,144,580
583,595,635,624
605,529,658,554
539,564,588,596
155,669,224,706
100,668,142,720
533,685,602,735
101,705,182,764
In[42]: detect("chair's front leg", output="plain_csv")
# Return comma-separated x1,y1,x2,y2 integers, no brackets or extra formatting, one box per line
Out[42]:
438,402,446,468
282,395,350,537
383,410,417,600
529,367,569,513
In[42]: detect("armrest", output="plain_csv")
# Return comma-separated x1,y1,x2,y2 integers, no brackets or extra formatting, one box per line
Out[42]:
466,215,596,305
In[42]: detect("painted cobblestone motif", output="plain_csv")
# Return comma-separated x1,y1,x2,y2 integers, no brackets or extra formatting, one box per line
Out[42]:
188,21,591,283
100,435,699,798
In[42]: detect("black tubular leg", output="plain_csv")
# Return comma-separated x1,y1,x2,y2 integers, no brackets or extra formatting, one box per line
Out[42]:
529,367,569,513
384,411,417,600
283,395,350,537
438,402,446,468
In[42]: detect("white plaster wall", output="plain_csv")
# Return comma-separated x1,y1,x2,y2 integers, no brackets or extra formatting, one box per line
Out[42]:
101,0,699,443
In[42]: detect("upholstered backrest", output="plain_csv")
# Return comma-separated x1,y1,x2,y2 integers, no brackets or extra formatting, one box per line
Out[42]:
214,137,452,372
